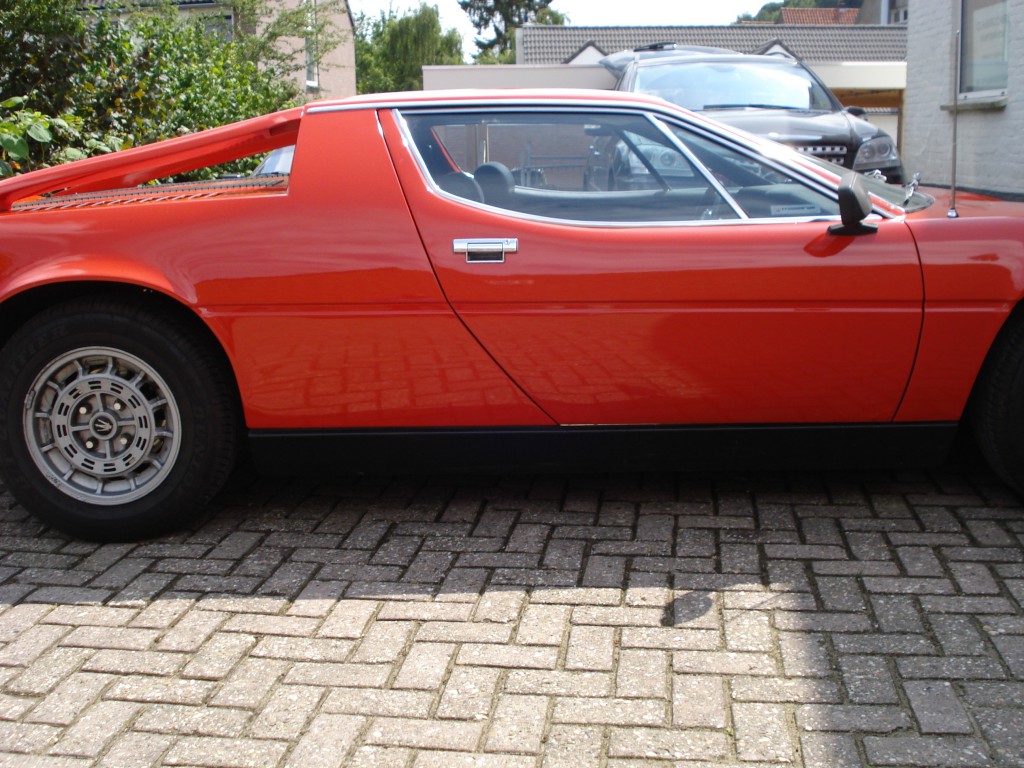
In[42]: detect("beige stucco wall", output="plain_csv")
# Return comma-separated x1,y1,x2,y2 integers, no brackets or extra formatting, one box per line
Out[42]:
281,0,356,99
423,65,616,91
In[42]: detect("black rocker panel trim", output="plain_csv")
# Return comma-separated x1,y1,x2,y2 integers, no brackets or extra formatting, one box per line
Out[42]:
248,422,958,475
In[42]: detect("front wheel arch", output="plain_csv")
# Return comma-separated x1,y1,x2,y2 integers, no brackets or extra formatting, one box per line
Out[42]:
968,301,1024,492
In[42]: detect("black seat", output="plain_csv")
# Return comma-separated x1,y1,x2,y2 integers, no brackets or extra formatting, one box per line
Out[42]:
435,172,484,203
473,162,516,209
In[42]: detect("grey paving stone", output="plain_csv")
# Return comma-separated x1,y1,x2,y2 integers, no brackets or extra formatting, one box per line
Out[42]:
673,674,726,727
841,655,900,704
992,635,1024,678
607,727,729,761
863,735,993,767
800,732,863,768
283,713,365,768
366,717,484,751
733,702,794,763
134,703,250,737
24,674,112,727
565,625,615,671
392,642,455,690
485,694,550,753
164,735,290,768
47,700,141,757
0,464,1020,767
553,696,666,726
796,704,912,733
904,680,974,734
975,707,1024,767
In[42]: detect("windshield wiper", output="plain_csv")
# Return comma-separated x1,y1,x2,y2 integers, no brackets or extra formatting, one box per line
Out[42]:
903,172,921,205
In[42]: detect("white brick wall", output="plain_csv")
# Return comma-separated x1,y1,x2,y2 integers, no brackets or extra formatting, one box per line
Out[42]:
903,0,1024,197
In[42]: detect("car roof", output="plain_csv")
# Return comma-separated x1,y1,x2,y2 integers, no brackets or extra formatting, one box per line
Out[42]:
599,43,734,73
601,46,804,76
639,53,799,65
302,88,699,115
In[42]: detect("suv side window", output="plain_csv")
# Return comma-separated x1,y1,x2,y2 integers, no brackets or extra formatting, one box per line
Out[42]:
400,110,740,223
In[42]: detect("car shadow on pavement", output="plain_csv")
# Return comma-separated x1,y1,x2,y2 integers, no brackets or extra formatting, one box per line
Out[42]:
0,443,1022,767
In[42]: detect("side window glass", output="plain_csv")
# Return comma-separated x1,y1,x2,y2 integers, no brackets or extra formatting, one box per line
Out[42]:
667,124,840,220
400,111,739,223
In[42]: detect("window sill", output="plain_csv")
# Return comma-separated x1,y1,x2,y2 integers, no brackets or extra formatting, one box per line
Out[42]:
941,96,1008,112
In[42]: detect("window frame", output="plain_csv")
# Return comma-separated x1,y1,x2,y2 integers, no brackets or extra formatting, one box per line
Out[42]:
395,106,856,229
959,0,1009,101
304,0,320,91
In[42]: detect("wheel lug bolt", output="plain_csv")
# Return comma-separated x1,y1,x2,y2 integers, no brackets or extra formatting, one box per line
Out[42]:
85,441,94,450
78,407,88,415
114,403,122,411
120,437,128,446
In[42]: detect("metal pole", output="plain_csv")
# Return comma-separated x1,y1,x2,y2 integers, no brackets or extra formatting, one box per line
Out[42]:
948,24,961,218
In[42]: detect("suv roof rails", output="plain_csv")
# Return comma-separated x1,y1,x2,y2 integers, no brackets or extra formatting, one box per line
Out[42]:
599,44,739,75
634,42,680,52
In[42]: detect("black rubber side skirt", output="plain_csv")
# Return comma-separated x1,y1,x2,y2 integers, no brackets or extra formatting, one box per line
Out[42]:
248,422,958,475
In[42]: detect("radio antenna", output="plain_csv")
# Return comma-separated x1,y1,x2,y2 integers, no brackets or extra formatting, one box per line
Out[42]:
948,28,961,218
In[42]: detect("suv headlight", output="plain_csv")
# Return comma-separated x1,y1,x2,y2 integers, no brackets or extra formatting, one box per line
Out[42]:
853,136,900,171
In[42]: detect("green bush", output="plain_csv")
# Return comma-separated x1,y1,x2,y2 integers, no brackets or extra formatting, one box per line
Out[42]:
0,0,309,177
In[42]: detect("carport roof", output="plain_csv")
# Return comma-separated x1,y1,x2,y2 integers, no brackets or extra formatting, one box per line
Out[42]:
519,24,907,65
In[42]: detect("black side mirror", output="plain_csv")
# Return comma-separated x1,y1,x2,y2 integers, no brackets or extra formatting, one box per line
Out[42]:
828,172,878,236
844,106,867,117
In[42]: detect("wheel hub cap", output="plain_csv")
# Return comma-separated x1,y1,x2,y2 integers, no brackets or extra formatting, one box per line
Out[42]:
24,348,181,505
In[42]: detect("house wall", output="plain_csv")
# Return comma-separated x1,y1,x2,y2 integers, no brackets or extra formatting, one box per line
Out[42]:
304,27,356,99
903,0,1022,196
860,0,910,23
281,0,356,99
179,0,356,100
858,0,885,23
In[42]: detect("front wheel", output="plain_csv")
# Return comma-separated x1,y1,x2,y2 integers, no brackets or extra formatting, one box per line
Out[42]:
973,313,1024,493
0,298,239,540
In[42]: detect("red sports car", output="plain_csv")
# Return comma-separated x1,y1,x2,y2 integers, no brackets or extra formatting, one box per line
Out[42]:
0,90,1021,539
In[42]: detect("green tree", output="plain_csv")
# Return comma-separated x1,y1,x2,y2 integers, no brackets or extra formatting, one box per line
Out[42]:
355,4,463,93
0,0,91,119
0,95,119,177
457,0,565,59
226,0,347,81
0,0,311,175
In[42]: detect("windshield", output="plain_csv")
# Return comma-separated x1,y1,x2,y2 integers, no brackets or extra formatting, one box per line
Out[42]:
792,152,934,213
634,59,836,112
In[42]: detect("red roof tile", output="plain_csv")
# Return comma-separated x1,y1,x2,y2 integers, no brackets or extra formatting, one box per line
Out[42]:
780,8,860,25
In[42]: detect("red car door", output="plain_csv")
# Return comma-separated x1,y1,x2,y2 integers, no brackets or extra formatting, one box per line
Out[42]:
383,106,923,427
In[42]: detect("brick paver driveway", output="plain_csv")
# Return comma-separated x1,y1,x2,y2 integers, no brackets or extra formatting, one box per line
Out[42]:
1,450,1022,767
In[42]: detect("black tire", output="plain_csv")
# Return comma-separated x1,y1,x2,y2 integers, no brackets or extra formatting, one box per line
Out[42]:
0,297,240,540
972,312,1024,493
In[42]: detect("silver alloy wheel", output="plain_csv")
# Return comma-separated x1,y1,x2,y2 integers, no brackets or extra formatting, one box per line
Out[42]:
23,346,181,505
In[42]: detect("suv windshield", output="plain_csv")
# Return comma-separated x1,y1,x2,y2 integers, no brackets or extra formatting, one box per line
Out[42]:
635,59,836,112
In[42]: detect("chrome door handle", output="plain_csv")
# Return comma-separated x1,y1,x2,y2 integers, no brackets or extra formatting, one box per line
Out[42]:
453,238,518,263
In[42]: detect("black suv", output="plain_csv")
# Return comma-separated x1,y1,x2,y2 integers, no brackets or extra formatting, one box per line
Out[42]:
603,44,904,184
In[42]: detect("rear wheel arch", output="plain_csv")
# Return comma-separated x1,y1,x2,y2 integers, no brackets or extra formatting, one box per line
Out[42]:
0,284,245,539
0,281,242,410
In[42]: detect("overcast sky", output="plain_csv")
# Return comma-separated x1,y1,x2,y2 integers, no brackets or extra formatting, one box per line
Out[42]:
349,1,772,59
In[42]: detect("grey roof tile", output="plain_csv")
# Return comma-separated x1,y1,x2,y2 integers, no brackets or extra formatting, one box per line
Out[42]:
520,24,906,65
